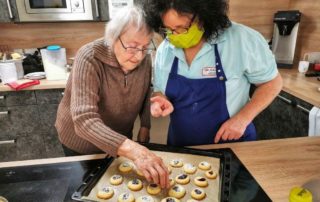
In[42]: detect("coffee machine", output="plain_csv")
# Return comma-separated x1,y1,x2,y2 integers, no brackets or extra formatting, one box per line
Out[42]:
271,10,301,68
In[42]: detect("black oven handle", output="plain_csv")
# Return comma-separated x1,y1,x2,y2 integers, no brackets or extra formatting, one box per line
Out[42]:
6,0,14,19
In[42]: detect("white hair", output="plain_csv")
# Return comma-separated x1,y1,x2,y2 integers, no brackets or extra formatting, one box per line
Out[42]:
104,6,152,48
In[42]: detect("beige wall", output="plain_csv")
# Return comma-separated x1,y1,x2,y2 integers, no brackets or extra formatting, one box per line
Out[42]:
0,0,319,64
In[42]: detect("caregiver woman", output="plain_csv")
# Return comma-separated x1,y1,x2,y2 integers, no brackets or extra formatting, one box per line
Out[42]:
144,0,283,146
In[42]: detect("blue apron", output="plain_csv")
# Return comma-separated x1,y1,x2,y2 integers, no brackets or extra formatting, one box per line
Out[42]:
165,44,256,146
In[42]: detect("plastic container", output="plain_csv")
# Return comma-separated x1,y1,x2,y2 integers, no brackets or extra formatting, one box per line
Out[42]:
40,45,67,80
0,59,24,84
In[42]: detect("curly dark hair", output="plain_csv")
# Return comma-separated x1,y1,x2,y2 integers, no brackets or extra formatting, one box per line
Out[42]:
142,0,231,40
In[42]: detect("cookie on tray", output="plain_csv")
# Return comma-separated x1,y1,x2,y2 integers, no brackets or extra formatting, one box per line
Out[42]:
118,161,133,173
183,163,197,174
110,174,124,185
96,186,114,199
175,174,190,185
127,178,143,191
118,192,135,202
198,161,211,170
137,195,155,202
147,183,161,195
191,188,206,200
168,185,186,199
205,170,218,179
161,197,181,202
194,176,208,187
170,159,183,168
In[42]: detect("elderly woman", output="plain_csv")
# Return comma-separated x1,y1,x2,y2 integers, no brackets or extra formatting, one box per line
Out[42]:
55,6,169,188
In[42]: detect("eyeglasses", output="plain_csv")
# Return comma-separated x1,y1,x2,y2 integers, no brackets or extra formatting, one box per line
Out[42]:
119,37,156,55
160,15,196,35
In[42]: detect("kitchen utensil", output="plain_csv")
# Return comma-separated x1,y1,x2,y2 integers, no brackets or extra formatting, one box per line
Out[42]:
40,45,67,80
0,60,24,83
298,60,310,73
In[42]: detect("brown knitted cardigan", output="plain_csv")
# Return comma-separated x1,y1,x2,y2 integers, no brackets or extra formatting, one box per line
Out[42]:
55,38,151,156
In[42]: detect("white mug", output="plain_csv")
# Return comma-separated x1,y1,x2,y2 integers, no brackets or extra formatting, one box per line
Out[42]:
0,62,18,84
298,60,310,73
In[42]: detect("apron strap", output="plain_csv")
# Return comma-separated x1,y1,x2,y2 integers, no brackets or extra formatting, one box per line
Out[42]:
170,57,179,75
214,44,227,81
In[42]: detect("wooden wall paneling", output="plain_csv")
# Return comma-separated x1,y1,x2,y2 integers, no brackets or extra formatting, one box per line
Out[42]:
0,0,319,67
0,22,105,58
288,0,320,62
228,0,289,38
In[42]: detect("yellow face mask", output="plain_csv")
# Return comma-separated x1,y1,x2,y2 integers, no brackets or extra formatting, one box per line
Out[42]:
167,23,204,49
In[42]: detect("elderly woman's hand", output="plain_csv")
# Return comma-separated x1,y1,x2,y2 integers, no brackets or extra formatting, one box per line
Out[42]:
117,139,170,188
150,94,174,117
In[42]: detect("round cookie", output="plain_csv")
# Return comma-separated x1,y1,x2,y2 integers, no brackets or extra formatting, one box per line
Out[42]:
147,183,161,195
161,197,181,202
118,161,133,173
137,195,155,202
136,169,144,177
110,174,124,185
175,174,190,185
97,186,114,199
118,192,135,202
205,170,218,179
198,161,211,170
170,159,183,168
168,185,186,199
191,188,206,200
194,176,208,187
169,178,175,187
167,165,173,174
183,163,197,174
127,178,143,191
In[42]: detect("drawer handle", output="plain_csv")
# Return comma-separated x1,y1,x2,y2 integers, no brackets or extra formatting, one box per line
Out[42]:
0,95,5,100
61,92,65,96
277,95,310,113
0,139,16,145
6,0,14,19
0,111,9,115
94,0,100,18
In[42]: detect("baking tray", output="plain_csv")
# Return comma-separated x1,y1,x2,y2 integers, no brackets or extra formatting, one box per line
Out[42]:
71,143,232,202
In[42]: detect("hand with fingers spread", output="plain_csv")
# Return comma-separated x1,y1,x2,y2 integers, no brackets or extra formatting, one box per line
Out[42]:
117,139,170,188
150,94,174,117
214,115,249,143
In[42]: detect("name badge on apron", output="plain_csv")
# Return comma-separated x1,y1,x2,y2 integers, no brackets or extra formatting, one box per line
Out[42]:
202,67,217,77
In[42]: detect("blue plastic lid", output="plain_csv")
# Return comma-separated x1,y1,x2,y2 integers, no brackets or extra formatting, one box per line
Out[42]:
47,45,61,51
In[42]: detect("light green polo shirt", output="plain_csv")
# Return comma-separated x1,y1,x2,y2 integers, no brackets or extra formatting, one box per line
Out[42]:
153,22,278,117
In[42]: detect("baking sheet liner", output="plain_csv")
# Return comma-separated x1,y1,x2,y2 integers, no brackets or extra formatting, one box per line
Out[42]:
82,150,220,202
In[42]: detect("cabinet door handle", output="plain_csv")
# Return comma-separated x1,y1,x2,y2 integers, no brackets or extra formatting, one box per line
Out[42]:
6,0,14,19
0,139,16,145
277,95,310,113
61,92,65,96
296,105,310,113
94,0,100,18
0,95,5,100
277,95,292,104
0,111,9,115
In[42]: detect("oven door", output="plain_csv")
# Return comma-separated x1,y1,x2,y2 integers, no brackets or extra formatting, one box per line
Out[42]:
25,0,72,14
